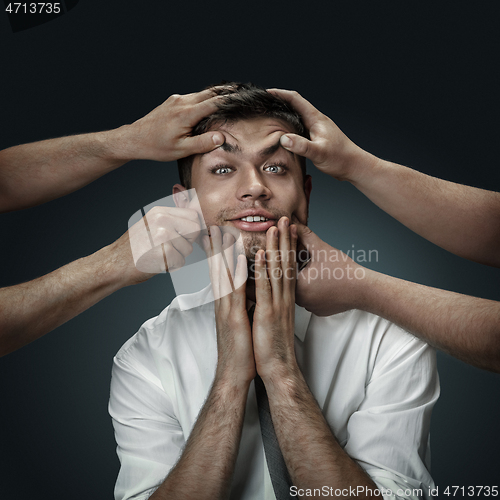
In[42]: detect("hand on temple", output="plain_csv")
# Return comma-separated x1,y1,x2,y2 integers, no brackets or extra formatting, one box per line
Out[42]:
271,88,500,267
268,88,377,182
118,88,225,162
0,88,225,213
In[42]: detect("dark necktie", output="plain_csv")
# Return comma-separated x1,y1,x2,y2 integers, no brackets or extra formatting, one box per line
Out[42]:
249,306,293,499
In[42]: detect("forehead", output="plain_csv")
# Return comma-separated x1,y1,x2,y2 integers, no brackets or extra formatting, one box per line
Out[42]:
195,117,299,166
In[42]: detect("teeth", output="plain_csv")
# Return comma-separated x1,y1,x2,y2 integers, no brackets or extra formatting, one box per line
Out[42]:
241,216,268,222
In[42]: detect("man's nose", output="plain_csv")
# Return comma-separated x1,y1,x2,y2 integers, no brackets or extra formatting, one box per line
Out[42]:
236,167,271,201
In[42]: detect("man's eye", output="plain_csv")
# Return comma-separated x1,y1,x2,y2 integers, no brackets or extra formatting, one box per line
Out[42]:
264,164,285,174
212,166,233,175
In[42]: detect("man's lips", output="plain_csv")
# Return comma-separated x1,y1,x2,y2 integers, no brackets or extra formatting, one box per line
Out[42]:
229,219,277,232
227,209,279,232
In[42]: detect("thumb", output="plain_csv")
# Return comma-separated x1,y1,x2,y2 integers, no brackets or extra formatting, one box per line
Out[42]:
293,220,321,248
292,220,325,268
184,131,225,155
280,133,316,160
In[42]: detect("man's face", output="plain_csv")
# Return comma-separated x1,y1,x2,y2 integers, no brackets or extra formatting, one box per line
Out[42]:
175,118,311,259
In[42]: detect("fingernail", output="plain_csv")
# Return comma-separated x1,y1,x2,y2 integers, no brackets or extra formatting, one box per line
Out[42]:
280,135,292,149
212,133,224,146
283,217,289,227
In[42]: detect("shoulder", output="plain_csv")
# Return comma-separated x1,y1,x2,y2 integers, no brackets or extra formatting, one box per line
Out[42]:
114,291,216,373
310,308,418,343
309,309,436,380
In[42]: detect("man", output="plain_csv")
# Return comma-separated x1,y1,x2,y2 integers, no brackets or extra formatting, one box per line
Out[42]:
109,83,439,499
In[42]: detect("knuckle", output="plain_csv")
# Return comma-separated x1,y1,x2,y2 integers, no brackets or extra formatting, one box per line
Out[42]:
151,211,167,226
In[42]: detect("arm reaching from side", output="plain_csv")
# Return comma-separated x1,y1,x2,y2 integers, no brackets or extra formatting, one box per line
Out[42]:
295,222,500,373
270,89,500,267
0,205,201,357
0,89,224,213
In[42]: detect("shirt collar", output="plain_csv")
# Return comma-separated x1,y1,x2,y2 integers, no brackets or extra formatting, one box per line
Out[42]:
175,286,311,341
294,305,312,342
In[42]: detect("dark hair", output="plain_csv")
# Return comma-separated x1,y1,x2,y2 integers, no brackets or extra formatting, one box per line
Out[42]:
177,82,308,188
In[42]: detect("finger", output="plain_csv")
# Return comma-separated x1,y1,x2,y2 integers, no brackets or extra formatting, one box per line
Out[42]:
210,226,233,301
293,220,322,255
279,133,318,161
222,232,236,268
160,241,185,272
202,234,218,302
277,217,291,281
284,224,298,301
145,207,201,245
222,232,236,293
170,233,193,259
189,94,224,121
186,88,221,104
145,206,199,228
171,212,202,244
164,206,200,223
267,88,322,129
277,217,294,303
254,249,271,305
185,193,207,237
180,131,225,157
233,253,248,291
278,216,291,259
266,224,282,295
207,226,222,301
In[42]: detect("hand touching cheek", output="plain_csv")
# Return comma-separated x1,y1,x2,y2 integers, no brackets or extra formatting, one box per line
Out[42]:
252,217,299,381
204,227,255,385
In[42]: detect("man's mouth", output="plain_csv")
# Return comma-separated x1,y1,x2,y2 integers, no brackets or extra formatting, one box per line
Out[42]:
228,210,278,232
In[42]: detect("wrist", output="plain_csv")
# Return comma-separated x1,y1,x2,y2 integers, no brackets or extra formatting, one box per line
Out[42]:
101,124,142,162
91,241,143,290
353,268,386,314
260,361,304,394
347,150,384,188
214,366,253,392
259,357,302,387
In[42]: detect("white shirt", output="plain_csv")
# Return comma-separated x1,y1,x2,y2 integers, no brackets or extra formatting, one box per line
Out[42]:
109,287,439,500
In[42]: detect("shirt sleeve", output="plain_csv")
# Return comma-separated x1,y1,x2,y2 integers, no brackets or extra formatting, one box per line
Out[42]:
109,337,185,500
343,324,440,500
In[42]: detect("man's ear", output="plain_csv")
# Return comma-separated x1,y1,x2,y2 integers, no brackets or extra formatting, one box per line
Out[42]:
304,175,312,205
172,184,189,208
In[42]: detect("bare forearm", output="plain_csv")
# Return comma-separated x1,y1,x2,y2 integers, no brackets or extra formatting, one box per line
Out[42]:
263,367,380,498
360,270,500,372
150,374,250,500
0,127,131,213
0,243,129,356
349,158,500,267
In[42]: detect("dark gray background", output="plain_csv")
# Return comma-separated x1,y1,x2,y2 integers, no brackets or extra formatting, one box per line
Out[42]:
1,1,499,498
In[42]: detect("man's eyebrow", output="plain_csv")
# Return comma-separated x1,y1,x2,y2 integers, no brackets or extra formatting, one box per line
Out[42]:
199,141,242,158
200,138,293,158
220,142,242,154
259,139,294,159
